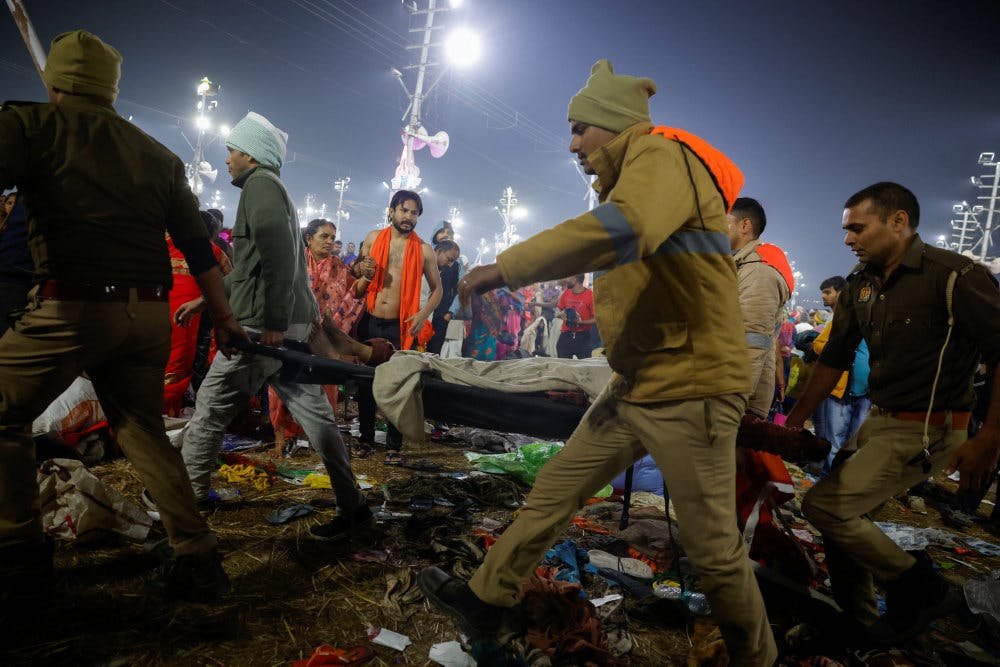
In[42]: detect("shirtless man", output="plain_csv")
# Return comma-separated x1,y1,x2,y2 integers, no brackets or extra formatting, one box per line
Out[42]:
351,189,442,464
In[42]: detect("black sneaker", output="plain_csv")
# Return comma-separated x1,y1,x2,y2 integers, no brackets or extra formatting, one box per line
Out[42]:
147,549,231,602
141,488,158,511
417,566,523,642
309,505,374,542
879,553,963,644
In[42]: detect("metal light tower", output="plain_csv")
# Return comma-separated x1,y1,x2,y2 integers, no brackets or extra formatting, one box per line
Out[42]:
447,205,464,241
948,201,982,254
297,194,328,227
493,186,523,258
333,177,350,241
186,77,230,198
473,237,490,266
573,162,599,211
389,0,447,191
972,152,1000,262
387,0,478,192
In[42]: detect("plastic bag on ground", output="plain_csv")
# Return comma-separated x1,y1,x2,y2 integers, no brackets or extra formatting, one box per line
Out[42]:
37,458,152,542
429,641,476,666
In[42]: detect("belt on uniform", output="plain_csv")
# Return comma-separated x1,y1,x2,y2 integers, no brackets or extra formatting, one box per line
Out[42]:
37,280,168,302
870,405,971,430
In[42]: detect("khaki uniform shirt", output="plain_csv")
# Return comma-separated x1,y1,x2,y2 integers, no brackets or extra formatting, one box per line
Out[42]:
497,122,749,403
819,234,1000,411
0,96,207,287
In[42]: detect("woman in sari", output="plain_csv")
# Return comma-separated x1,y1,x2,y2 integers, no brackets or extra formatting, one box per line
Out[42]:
163,211,232,416
268,219,364,457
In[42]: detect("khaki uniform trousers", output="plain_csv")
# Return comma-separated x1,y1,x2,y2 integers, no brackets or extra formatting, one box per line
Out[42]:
802,412,966,624
746,344,776,419
469,382,777,667
0,289,215,556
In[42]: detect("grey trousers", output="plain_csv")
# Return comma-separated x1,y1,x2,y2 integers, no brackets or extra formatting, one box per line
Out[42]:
181,324,362,512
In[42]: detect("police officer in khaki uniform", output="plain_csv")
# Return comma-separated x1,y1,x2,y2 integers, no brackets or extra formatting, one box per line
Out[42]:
419,60,777,665
0,30,246,601
786,181,1000,642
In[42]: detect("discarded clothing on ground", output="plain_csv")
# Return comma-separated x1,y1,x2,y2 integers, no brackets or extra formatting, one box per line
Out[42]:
518,576,626,666
386,472,524,509
442,427,540,454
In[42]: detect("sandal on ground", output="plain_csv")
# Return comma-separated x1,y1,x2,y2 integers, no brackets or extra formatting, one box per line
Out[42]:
384,451,405,466
350,442,374,459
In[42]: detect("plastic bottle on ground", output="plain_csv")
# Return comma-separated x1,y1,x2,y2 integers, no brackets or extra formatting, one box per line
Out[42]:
653,581,711,615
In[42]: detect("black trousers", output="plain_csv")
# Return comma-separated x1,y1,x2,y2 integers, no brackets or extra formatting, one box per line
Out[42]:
357,312,404,451
425,313,449,355
556,330,592,360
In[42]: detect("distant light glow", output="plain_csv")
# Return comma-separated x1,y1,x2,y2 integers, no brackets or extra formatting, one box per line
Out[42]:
449,0,463,7
195,115,211,131
219,124,231,137
512,207,528,220
444,27,482,68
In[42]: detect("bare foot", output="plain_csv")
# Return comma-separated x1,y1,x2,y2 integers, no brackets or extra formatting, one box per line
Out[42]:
307,319,372,363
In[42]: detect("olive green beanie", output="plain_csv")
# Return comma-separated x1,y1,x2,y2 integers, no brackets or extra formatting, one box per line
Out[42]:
42,30,122,103
567,59,656,133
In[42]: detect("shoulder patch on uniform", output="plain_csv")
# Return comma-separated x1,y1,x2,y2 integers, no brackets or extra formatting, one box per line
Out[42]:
923,245,975,273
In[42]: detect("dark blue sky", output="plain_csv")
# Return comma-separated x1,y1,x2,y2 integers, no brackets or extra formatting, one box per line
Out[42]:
2,1,999,307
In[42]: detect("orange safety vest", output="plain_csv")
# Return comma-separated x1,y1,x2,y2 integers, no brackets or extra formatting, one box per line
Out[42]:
649,126,744,212
755,242,795,294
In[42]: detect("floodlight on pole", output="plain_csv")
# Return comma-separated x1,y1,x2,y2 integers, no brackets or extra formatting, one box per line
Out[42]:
444,27,482,68
388,0,479,192
185,76,228,196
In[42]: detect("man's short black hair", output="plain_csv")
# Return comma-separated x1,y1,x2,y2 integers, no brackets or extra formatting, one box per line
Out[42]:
844,182,919,229
730,197,767,238
820,276,847,291
435,239,459,254
389,189,423,216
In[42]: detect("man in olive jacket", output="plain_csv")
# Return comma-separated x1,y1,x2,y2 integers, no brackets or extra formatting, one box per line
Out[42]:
418,60,776,665
177,112,367,541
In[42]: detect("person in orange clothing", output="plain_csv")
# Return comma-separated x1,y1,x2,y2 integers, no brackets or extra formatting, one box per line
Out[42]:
352,190,442,465
268,218,364,457
163,211,232,416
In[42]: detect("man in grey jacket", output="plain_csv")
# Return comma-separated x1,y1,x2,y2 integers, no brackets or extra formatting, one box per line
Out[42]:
171,112,369,541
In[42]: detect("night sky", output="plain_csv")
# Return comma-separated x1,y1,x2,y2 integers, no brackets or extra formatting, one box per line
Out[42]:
2,0,999,307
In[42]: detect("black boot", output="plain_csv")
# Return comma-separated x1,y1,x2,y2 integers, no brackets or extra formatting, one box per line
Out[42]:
148,548,231,602
418,567,523,642
879,553,962,644
309,504,373,543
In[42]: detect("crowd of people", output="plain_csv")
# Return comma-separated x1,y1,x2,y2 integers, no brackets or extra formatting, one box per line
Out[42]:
2,30,1000,667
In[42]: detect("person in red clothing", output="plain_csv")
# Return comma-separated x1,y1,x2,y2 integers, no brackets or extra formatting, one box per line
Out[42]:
163,212,232,416
556,274,595,359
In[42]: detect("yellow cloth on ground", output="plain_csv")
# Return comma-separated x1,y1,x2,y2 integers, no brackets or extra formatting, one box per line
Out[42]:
302,473,332,489
218,463,272,490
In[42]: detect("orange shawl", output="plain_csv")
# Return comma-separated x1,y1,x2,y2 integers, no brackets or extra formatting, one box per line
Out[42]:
649,126,744,212
366,227,433,350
